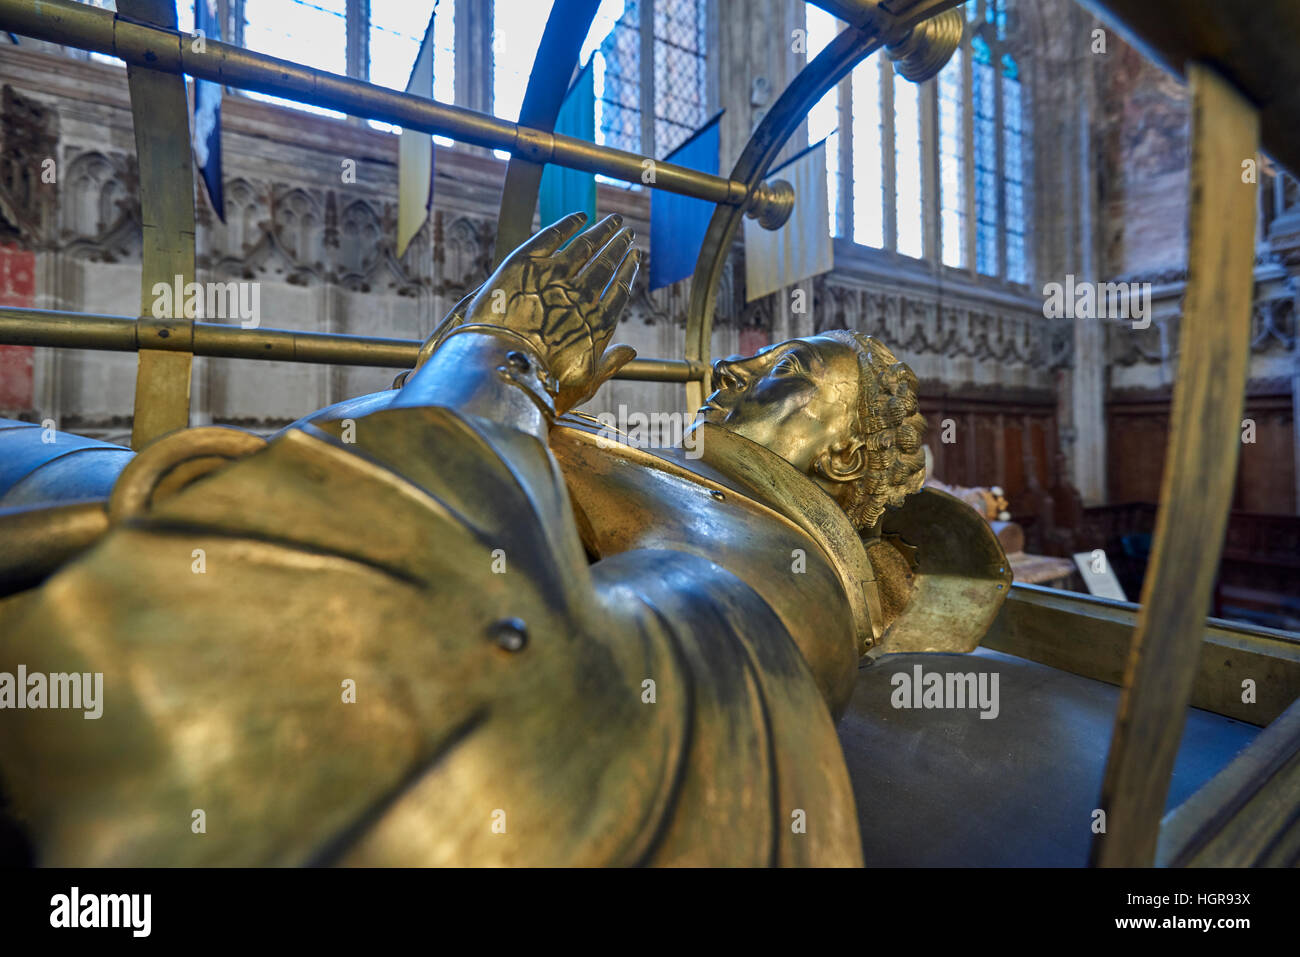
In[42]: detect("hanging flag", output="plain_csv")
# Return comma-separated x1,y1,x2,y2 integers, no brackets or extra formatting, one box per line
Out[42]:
743,138,833,301
539,61,597,238
649,111,722,291
192,0,224,222
396,12,438,261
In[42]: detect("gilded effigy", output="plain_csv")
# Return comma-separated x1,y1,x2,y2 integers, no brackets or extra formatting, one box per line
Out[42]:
0,213,1010,865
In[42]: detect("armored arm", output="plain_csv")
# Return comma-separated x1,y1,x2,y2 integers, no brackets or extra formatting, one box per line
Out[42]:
392,211,639,435
0,214,860,867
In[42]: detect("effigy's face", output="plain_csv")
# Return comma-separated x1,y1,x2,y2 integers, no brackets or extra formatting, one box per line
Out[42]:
693,335,861,473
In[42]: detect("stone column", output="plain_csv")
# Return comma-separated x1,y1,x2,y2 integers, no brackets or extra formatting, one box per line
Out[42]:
1292,341,1300,513
1031,0,1108,504
345,0,369,127
713,0,801,173
456,0,494,158
1266,194,1300,512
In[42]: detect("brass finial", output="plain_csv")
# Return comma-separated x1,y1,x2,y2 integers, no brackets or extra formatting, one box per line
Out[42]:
886,7,964,83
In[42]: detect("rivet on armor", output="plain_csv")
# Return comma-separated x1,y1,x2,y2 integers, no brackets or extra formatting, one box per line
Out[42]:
489,617,528,652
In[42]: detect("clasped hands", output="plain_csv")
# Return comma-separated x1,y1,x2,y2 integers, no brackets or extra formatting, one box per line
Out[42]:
418,212,641,416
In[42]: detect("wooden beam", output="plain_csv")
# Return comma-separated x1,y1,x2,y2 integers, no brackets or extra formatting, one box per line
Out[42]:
1157,696,1300,866
985,584,1300,727
1090,63,1260,867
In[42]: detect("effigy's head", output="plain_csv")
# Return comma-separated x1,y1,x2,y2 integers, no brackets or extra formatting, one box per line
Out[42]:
694,330,926,531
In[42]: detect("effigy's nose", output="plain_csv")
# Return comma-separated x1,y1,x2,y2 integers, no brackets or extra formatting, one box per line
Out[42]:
712,357,746,389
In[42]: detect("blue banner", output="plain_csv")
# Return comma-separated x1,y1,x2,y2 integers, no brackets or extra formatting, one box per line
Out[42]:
192,0,224,222
649,112,722,291
539,62,597,235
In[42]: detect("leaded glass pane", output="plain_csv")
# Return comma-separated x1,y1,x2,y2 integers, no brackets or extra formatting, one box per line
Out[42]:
245,0,348,118
894,78,923,258
654,0,708,157
972,34,998,275
492,0,552,128
595,0,640,155
806,3,843,238
851,58,884,248
1002,53,1026,283
369,1,456,144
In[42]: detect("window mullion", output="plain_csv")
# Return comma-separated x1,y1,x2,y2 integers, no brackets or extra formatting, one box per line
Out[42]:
461,0,495,148
706,0,720,118
839,69,853,241
641,0,656,159
347,0,368,79
993,37,1007,278
882,58,897,252
224,0,242,94
921,75,939,267
962,34,976,276
345,0,367,125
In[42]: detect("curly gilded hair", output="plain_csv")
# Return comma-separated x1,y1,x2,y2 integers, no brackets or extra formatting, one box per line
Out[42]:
818,330,927,530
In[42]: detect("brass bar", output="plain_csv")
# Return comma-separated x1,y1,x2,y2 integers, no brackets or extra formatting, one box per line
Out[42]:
0,0,786,221
616,358,708,383
119,0,195,450
1090,63,1260,868
0,308,140,350
0,500,110,595
0,308,706,381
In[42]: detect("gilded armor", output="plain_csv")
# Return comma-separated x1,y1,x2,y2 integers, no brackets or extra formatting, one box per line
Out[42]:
0,214,1009,865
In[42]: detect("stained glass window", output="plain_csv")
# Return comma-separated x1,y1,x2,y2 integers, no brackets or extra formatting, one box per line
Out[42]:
245,0,349,118
806,4,844,239
1002,52,1025,283
595,0,641,155
988,0,1008,42
492,0,554,128
369,1,456,145
804,1,1029,278
490,1,706,166
654,0,708,157
850,59,883,248
894,76,923,258
972,33,999,276
492,1,627,159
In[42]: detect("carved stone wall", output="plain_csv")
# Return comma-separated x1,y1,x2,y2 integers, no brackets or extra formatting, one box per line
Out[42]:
0,38,1061,446
809,268,1067,393
0,46,720,437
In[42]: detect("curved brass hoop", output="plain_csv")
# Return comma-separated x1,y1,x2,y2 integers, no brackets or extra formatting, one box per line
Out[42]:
108,426,268,524
492,0,602,267
681,0,968,412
